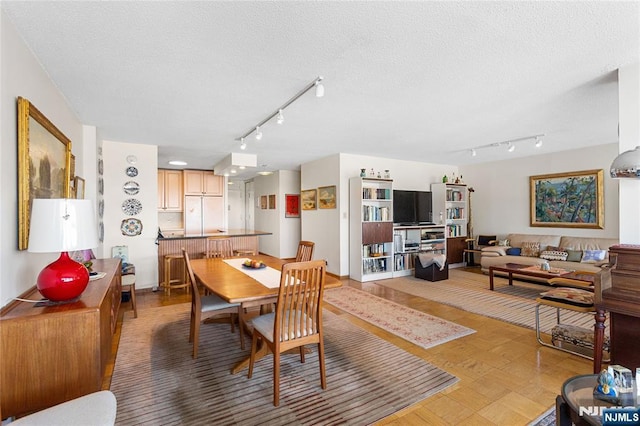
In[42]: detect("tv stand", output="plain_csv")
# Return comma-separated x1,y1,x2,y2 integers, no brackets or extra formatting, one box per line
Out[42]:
393,224,446,277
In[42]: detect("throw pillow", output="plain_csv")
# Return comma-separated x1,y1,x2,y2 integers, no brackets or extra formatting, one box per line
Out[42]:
539,250,569,261
539,287,594,307
545,245,563,252
581,249,607,263
497,239,510,246
521,241,541,257
565,249,583,262
505,247,521,256
477,235,497,247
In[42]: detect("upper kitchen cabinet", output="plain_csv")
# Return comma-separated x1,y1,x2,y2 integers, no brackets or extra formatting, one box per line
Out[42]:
183,170,224,196
158,169,183,211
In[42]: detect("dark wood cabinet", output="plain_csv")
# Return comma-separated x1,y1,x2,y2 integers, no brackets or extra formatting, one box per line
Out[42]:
0,258,121,418
362,222,393,245
446,236,466,264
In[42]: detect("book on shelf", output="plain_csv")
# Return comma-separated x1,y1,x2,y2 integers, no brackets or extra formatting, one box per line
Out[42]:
362,187,391,200
362,205,390,221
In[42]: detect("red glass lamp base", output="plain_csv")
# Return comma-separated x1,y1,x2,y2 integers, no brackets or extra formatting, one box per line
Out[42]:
37,252,90,301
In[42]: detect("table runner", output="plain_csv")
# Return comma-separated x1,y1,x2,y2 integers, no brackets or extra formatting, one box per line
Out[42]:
223,258,282,288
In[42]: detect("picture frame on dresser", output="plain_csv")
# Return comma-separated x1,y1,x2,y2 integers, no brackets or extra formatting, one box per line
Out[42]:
17,97,72,250
530,169,604,229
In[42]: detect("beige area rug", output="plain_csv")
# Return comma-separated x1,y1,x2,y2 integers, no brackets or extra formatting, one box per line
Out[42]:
111,304,458,425
373,269,606,335
324,286,475,349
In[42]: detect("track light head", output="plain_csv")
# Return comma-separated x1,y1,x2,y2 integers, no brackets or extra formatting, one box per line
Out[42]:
276,109,284,125
471,148,477,157
240,138,246,150
535,137,543,148
507,142,515,153
255,126,262,140
315,77,325,98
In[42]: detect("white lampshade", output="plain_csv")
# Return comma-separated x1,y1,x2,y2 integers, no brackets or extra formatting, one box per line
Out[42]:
28,199,98,253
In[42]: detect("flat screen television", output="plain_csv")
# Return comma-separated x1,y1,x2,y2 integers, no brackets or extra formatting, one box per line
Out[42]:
393,190,433,225
393,190,417,225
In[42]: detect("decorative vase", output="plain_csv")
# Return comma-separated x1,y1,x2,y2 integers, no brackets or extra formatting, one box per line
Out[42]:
360,168,366,178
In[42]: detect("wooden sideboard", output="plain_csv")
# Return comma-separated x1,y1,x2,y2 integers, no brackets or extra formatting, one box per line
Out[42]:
594,244,640,373
0,258,121,419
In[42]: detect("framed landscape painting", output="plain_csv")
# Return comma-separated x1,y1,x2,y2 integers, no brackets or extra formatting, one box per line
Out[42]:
318,185,337,209
530,169,604,229
17,97,72,250
301,189,317,210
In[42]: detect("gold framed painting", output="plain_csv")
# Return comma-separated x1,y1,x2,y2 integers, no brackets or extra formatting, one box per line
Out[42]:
318,185,337,209
301,189,317,210
17,97,72,249
530,169,604,229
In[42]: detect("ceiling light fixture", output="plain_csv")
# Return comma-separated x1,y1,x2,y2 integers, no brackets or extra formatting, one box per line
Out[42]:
168,160,188,166
610,145,640,178
236,76,324,143
466,134,545,158
213,152,257,177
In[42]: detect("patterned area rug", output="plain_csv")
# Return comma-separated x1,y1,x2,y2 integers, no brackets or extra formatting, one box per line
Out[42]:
374,269,607,334
324,286,475,349
111,304,458,425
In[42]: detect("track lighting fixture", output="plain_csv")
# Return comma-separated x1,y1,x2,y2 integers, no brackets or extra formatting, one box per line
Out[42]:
240,138,246,150
467,134,545,157
235,76,324,145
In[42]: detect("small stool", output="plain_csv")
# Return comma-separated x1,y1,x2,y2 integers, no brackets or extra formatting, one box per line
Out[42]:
535,287,609,361
121,274,137,318
163,254,190,296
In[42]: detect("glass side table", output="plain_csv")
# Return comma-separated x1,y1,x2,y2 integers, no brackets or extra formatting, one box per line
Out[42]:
558,374,639,426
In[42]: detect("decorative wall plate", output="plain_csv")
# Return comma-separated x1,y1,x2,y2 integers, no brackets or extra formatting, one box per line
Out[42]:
121,218,143,236
125,166,138,177
126,155,138,165
98,177,104,195
98,200,104,218
123,181,140,195
98,159,104,175
98,221,104,242
122,198,142,215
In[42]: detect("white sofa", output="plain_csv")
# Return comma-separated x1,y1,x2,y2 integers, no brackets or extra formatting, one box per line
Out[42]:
480,233,619,279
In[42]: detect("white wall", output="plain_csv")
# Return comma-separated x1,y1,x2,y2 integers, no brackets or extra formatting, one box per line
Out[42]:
102,140,159,289
618,63,640,244
227,180,245,229
459,144,620,240
1,11,86,306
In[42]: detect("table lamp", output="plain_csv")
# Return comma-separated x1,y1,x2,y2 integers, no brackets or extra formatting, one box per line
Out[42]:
28,198,99,301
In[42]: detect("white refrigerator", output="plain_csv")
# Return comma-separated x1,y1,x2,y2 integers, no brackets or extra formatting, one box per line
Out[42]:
184,195,224,235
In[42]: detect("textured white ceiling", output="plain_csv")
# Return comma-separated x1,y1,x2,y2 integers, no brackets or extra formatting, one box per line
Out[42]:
3,1,638,180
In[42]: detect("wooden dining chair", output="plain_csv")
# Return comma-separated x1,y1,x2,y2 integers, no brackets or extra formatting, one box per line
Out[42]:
182,248,245,357
205,238,235,259
247,259,327,406
295,240,315,262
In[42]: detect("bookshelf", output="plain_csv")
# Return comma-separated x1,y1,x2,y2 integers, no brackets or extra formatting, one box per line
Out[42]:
349,177,394,282
392,224,446,277
431,183,468,265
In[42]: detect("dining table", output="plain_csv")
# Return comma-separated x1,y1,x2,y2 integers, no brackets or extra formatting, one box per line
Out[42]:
190,254,342,374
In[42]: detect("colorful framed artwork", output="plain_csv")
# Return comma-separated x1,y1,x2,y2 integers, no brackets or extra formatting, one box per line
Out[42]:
17,97,72,250
318,185,337,209
260,195,267,209
530,169,604,229
285,194,300,218
301,189,317,210
268,194,276,209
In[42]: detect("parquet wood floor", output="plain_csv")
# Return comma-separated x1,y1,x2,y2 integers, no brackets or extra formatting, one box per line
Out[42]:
105,267,589,425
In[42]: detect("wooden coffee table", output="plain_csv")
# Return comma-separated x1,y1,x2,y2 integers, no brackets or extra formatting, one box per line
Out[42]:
488,263,595,290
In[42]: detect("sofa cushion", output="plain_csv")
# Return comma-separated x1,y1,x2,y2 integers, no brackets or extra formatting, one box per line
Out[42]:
505,247,521,256
507,234,562,251
565,249,583,262
521,241,541,257
539,287,594,307
540,250,569,261
581,249,607,263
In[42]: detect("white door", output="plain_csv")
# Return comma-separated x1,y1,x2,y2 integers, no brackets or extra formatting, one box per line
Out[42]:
245,180,255,230
227,184,244,229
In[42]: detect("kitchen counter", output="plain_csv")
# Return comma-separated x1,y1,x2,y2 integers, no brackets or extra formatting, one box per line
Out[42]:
156,230,272,286
158,229,272,240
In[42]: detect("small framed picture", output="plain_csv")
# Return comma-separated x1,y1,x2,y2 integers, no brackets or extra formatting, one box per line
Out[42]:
260,195,267,209
318,185,337,209
268,194,276,209
285,194,300,218
301,189,317,210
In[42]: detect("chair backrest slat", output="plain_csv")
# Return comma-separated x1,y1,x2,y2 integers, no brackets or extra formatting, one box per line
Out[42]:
182,248,201,311
274,260,325,342
206,238,234,258
295,241,315,262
